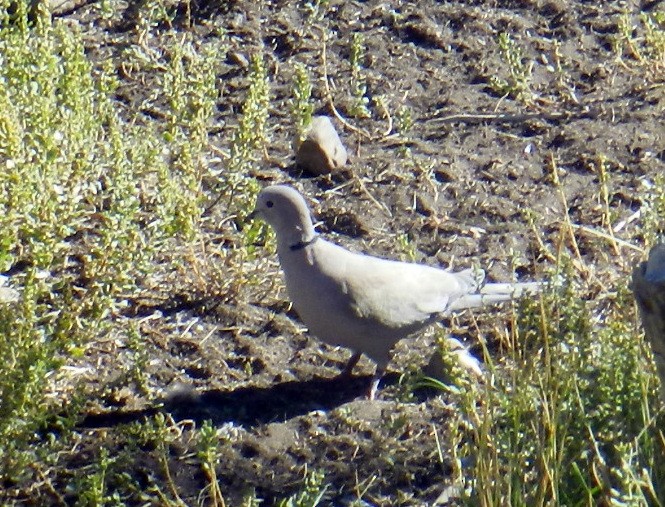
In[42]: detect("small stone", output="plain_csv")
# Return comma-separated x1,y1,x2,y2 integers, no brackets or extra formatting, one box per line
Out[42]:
227,51,249,68
0,275,19,304
423,338,482,382
295,116,347,176
415,193,436,217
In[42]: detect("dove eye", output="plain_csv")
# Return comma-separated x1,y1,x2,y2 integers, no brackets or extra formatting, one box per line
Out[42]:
266,200,274,208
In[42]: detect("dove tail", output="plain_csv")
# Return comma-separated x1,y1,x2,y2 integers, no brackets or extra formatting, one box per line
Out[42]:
448,281,541,311
480,281,542,296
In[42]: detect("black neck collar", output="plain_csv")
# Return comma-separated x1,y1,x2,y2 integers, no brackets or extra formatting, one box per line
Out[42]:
289,235,318,251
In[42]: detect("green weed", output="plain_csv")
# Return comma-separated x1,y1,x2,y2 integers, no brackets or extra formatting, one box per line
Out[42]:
135,0,175,37
614,8,665,73
222,53,269,219
446,262,664,504
489,32,533,102
395,104,413,137
291,62,314,144
0,1,208,492
277,469,328,507
302,0,330,23
348,33,371,118
640,173,665,248
642,11,665,64
197,420,227,506
396,233,418,262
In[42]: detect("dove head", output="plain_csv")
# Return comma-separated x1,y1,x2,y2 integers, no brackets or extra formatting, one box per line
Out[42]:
252,185,316,249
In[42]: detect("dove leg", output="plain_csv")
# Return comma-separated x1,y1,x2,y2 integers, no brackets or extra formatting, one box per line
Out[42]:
340,351,362,377
367,368,385,400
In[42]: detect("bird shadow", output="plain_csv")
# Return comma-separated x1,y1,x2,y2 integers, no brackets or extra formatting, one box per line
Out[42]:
78,373,401,430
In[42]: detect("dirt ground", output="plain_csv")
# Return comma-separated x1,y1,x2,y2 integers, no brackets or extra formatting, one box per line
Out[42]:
31,0,665,505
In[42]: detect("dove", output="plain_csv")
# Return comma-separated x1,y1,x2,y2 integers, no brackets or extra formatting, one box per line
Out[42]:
251,184,540,399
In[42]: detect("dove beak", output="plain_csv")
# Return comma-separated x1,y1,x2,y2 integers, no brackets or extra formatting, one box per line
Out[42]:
247,207,261,221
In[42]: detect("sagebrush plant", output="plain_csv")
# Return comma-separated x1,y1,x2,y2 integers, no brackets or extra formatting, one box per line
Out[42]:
0,2,208,490
446,260,664,505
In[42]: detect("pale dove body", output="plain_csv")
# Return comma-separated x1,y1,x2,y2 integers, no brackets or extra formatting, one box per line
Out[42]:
253,185,538,397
